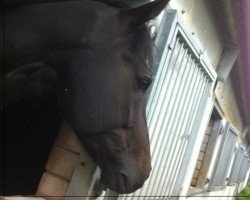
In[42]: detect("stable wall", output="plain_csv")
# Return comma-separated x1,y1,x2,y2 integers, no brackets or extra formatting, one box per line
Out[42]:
186,168,250,200
35,122,99,199
169,0,223,70
215,77,244,134
169,0,245,139
165,0,248,198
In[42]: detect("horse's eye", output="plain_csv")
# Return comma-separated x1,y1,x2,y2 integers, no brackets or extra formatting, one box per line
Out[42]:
136,77,151,92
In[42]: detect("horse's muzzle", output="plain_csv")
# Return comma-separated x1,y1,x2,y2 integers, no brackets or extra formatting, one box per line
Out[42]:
101,166,151,194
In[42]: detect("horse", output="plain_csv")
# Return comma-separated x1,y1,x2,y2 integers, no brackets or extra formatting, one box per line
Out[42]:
0,0,170,194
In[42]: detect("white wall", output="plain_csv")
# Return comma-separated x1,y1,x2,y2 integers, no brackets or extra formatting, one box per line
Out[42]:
169,0,223,69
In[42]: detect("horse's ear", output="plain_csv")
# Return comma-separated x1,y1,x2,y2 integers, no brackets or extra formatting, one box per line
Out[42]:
120,0,170,26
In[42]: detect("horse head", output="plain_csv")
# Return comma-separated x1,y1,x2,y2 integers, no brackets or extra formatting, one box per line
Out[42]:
2,0,170,194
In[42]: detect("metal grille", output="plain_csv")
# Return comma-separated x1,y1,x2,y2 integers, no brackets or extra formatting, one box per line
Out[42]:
228,147,245,185
247,161,250,181
119,10,216,199
237,155,250,182
211,124,238,189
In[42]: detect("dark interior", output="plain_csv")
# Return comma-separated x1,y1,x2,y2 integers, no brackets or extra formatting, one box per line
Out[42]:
0,98,61,195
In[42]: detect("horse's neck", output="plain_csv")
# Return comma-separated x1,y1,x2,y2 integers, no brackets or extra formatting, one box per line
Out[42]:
1,0,118,109
1,62,57,110
3,0,112,70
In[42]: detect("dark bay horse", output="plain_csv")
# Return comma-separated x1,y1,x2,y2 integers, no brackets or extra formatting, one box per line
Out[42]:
1,0,170,194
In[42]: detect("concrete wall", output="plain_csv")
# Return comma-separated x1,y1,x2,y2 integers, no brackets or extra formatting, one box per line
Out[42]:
36,122,98,199
215,78,244,132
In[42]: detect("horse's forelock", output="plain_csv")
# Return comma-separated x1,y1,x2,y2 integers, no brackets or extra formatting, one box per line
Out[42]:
132,25,156,68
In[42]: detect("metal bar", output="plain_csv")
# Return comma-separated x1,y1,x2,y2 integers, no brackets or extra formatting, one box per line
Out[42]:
152,46,192,196
146,44,190,196
167,70,209,196
149,39,185,164
149,45,194,196
146,29,179,125
158,62,201,196
135,38,184,199
147,37,182,148
228,147,244,185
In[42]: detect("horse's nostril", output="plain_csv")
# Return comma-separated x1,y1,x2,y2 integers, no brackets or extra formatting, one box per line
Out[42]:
122,124,133,129
120,172,127,180
118,171,127,187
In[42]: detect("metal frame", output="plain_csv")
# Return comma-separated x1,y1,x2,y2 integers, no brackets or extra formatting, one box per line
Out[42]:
228,146,245,186
207,122,238,191
152,10,216,84
237,154,250,183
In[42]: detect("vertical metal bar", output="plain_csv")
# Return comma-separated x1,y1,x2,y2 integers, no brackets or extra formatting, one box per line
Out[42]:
152,50,193,196
213,129,237,188
207,124,237,190
87,167,101,199
133,37,181,198
146,28,179,123
171,79,209,196
146,37,181,141
161,65,202,196
147,37,181,147
147,48,189,197
149,39,186,166
228,148,244,185
149,55,200,196
134,38,183,198
165,69,209,196
238,156,248,182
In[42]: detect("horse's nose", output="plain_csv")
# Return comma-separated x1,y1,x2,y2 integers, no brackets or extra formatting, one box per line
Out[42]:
116,172,128,193
116,171,147,194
